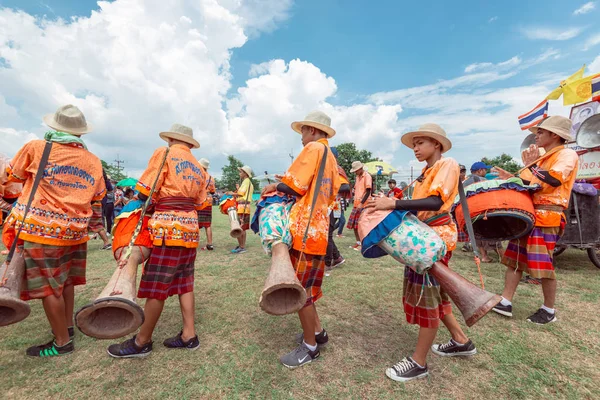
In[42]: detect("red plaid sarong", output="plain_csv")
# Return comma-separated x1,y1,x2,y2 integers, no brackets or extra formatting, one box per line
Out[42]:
290,249,325,307
238,213,250,231
138,245,196,300
403,252,452,329
346,207,363,230
88,202,105,233
502,219,565,280
20,241,87,300
198,206,212,228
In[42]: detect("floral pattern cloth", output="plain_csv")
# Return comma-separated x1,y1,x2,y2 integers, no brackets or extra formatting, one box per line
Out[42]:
256,201,293,255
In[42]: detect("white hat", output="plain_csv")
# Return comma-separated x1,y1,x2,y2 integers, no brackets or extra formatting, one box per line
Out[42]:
401,123,452,153
159,123,200,149
530,115,572,141
43,104,92,135
291,110,336,138
199,158,210,169
350,161,364,173
238,165,253,177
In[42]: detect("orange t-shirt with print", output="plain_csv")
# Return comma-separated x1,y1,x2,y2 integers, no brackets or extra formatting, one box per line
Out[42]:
353,171,373,208
5,140,105,246
136,144,206,248
412,157,459,252
199,171,216,210
281,138,341,255
519,146,579,227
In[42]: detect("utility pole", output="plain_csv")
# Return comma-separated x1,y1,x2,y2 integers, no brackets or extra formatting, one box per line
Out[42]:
114,154,125,176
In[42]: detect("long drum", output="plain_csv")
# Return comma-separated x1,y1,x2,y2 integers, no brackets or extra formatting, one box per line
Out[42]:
219,197,243,238
358,208,500,327
253,194,306,315
0,251,31,326
454,180,535,241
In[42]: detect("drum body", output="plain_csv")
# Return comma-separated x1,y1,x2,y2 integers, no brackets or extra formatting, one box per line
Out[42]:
219,197,237,215
454,180,536,241
358,208,446,274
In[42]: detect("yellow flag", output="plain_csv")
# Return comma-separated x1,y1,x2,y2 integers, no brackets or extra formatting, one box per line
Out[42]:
546,65,586,101
563,75,593,105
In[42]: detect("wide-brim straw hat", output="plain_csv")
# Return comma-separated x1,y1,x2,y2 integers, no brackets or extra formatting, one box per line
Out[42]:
238,165,253,177
160,123,200,149
199,158,210,169
529,115,572,141
401,123,452,153
350,161,364,173
43,104,92,135
291,110,336,138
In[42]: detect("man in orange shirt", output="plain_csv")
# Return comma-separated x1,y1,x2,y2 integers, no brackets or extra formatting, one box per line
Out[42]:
492,116,578,325
108,124,206,358
347,161,372,250
4,105,105,357
262,111,341,368
198,158,216,251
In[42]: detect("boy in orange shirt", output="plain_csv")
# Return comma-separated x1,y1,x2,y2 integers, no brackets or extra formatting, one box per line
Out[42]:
4,105,105,357
347,161,372,251
262,111,341,368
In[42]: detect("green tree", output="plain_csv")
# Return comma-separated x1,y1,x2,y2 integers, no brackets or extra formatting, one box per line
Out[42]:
101,160,127,182
334,143,380,186
220,155,260,191
481,153,522,174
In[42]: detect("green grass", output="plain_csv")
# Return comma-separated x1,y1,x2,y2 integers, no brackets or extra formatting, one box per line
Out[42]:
1,212,600,399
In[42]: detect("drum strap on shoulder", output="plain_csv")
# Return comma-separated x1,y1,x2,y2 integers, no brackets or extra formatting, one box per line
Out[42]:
3,141,53,266
302,143,328,247
458,180,486,289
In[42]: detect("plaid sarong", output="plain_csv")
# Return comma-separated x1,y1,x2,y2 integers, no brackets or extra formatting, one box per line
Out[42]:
290,249,325,307
138,245,196,300
238,213,250,231
403,252,452,329
88,202,105,233
20,241,87,300
502,219,565,280
346,207,363,230
198,206,212,228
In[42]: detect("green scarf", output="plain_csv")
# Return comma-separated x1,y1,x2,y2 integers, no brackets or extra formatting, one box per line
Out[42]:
44,131,87,150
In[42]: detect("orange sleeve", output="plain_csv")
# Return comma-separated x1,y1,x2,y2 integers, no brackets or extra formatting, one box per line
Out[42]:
427,159,459,202
548,149,579,182
195,171,208,210
92,163,107,203
136,147,168,197
7,141,36,183
281,142,321,196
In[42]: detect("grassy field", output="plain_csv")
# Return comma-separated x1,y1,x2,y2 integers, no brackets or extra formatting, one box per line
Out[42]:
1,212,599,399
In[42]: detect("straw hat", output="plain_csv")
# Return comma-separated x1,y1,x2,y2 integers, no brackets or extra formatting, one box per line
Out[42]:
291,110,336,138
350,161,364,173
159,124,200,149
43,104,92,135
199,158,210,169
530,116,572,141
401,123,452,153
238,165,253,177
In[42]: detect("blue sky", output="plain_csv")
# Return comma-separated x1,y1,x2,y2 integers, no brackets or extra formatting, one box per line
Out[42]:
1,0,600,180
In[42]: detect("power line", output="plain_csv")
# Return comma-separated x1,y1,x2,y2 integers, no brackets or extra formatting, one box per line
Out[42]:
113,154,125,175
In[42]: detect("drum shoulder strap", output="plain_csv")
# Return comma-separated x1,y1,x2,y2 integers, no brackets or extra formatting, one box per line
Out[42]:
457,179,481,258
302,143,328,244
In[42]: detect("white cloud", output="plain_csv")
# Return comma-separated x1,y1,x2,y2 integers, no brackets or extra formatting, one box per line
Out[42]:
464,56,521,73
521,27,583,41
488,16,498,23
590,55,600,72
574,2,596,15
583,33,600,50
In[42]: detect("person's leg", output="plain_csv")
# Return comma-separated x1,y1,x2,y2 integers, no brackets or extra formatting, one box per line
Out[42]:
42,294,70,346
63,283,75,327
541,278,557,309
136,299,165,345
206,226,213,246
179,292,196,340
353,228,360,242
412,327,438,366
240,230,247,248
478,246,491,262
440,314,469,344
106,203,114,233
298,305,317,346
337,212,346,235
325,219,336,265
98,229,110,247
501,268,523,302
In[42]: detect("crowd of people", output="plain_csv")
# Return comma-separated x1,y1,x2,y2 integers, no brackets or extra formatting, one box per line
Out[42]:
0,105,578,383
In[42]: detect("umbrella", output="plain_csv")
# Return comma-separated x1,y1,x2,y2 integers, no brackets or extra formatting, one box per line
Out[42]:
116,177,138,187
363,161,398,176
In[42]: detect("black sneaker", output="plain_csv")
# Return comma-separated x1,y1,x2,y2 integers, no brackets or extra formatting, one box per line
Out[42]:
385,357,428,382
527,308,557,325
26,339,74,357
107,335,153,358
206,245,214,251
492,302,513,317
163,331,200,350
431,339,477,357
295,329,329,348
50,326,75,339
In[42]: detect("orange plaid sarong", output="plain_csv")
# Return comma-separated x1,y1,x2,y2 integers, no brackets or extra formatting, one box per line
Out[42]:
290,248,326,308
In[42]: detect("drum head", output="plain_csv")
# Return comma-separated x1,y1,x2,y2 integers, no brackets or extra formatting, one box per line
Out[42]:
576,114,600,149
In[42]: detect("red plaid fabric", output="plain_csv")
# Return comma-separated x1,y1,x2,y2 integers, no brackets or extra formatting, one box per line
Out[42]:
290,248,325,307
197,206,212,228
346,207,363,230
502,219,564,280
238,213,250,231
138,245,196,300
88,202,105,233
20,241,87,300
403,252,453,329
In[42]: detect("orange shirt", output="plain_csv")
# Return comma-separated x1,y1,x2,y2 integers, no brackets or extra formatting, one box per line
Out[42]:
5,140,105,246
136,144,206,248
236,178,254,214
199,171,216,209
412,157,459,252
353,171,373,207
282,138,341,255
519,146,579,227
